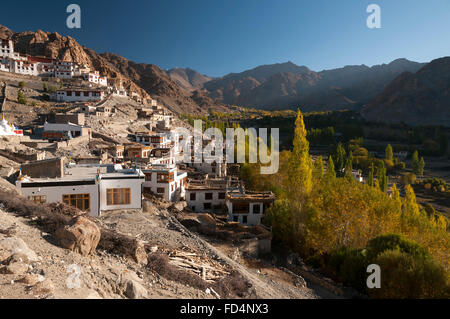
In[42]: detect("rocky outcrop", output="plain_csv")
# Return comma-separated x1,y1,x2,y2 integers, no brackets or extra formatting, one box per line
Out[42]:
0,237,39,263
101,53,229,115
55,216,101,256
167,68,212,91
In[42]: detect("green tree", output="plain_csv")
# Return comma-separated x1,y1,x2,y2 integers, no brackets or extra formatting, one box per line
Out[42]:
344,151,354,181
368,163,374,187
334,142,346,174
411,150,420,174
314,155,324,178
385,144,394,161
43,82,48,92
326,155,336,179
377,161,388,192
418,157,425,176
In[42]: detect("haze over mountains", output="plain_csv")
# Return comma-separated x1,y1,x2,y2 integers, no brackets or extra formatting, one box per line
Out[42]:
173,59,427,111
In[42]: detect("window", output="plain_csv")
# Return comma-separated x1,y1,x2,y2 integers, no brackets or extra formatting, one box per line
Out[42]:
67,91,72,96
28,195,46,204
233,216,238,222
233,203,249,214
145,173,152,181
63,193,90,211
205,193,213,200
204,203,211,210
106,188,131,206
84,92,89,96
157,173,169,183
157,188,165,194
75,91,80,97
252,204,261,214
242,215,248,224
190,193,196,201
218,192,225,200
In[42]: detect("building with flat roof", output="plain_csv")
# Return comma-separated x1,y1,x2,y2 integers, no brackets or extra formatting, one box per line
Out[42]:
226,190,275,226
51,89,105,103
142,164,187,201
16,164,144,217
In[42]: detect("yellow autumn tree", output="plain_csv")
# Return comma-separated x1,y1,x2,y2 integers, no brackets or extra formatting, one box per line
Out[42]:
286,109,313,249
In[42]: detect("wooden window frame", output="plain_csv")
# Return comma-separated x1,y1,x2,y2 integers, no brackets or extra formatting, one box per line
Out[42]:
63,193,90,211
106,188,131,206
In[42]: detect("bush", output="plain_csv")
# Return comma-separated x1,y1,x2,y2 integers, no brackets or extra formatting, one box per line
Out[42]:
18,81,25,88
17,91,27,105
400,173,416,185
329,247,368,291
369,250,449,299
366,234,430,261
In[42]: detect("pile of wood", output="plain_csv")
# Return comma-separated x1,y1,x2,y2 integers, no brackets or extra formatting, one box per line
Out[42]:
167,250,230,283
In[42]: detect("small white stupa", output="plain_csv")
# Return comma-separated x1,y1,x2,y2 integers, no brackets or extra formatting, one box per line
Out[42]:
0,114,23,136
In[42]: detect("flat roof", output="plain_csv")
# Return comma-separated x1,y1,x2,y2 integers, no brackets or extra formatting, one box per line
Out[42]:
20,165,144,185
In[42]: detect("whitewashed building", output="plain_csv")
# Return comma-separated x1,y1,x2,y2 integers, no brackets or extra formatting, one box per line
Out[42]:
142,164,187,201
226,190,275,226
43,122,92,138
51,89,105,103
185,180,227,213
17,164,145,217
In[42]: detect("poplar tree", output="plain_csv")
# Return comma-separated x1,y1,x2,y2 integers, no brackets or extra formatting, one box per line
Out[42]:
287,109,313,247
344,151,354,180
368,163,374,187
418,157,425,176
326,155,336,179
412,150,420,174
385,144,394,161
335,142,346,174
314,155,324,178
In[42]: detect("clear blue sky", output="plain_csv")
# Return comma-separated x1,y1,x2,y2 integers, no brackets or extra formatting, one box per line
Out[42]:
0,0,449,77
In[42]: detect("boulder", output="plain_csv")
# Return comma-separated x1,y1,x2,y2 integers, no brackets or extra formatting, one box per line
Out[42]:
1,261,29,275
119,270,148,299
55,216,101,256
125,279,148,299
33,279,55,295
18,274,44,286
0,237,39,263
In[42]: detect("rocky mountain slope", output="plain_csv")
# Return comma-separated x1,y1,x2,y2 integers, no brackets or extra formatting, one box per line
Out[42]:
362,57,450,126
167,67,212,91
201,59,426,111
101,53,229,115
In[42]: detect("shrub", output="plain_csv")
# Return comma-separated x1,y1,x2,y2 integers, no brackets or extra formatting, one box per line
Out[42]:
369,250,449,299
329,247,368,292
17,91,27,105
400,173,416,185
18,81,25,88
366,234,430,261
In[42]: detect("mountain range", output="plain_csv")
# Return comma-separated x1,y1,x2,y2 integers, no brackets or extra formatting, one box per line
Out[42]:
1,25,448,126
362,56,450,126
179,59,426,111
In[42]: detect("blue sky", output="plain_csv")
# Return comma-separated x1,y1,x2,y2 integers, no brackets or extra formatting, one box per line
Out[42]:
0,0,449,77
